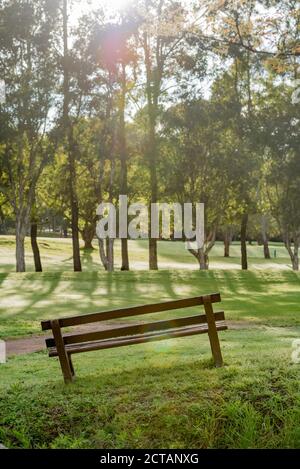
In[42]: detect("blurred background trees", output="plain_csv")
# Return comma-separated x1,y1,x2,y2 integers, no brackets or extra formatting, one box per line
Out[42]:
0,0,299,271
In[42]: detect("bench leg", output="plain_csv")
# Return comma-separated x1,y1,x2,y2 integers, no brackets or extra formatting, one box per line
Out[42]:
203,296,224,367
68,354,76,378
51,320,74,384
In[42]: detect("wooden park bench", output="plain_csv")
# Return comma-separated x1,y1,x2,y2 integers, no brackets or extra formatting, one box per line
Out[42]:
41,293,227,384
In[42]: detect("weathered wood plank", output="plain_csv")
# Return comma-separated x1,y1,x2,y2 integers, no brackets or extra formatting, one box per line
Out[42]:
45,311,225,348
49,322,228,357
41,293,221,331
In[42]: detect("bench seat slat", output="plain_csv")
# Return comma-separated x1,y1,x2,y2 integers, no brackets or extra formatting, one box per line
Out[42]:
45,311,225,348
41,293,221,331
48,321,228,357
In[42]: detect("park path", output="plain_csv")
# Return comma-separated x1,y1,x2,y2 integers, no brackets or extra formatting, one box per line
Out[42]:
5,321,253,357
5,322,127,357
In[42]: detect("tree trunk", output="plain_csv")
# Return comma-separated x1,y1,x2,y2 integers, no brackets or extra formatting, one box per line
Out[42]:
149,237,158,270
15,211,29,273
98,239,108,271
63,0,82,273
263,241,270,260
241,213,248,270
148,115,158,270
199,248,209,270
106,238,114,272
30,222,42,272
121,239,129,271
69,142,82,271
261,215,271,259
16,227,26,272
119,64,129,271
16,234,26,273
224,226,232,257
292,252,299,271
188,247,209,270
224,238,230,258
82,224,95,250
143,30,159,271
98,238,114,272
284,234,300,271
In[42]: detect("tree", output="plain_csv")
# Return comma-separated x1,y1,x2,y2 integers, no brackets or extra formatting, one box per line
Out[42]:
0,0,58,271
259,80,300,270
161,99,227,269
62,0,82,271
133,0,205,269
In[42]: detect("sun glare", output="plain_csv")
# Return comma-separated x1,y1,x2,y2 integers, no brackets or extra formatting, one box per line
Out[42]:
101,0,131,12
71,0,132,25
106,0,129,9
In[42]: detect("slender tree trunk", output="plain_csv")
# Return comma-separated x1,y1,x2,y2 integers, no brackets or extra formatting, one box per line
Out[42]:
188,247,209,270
106,238,114,272
30,222,42,272
143,30,159,271
224,238,230,258
63,0,81,272
199,248,209,270
106,152,115,272
98,239,108,271
120,63,129,271
241,213,248,270
15,209,29,272
121,239,129,271
81,224,95,250
261,215,271,259
149,237,158,269
148,113,158,270
16,233,26,273
263,240,271,260
68,125,82,271
284,234,299,271
292,249,299,271
98,238,114,272
16,221,26,273
224,226,232,257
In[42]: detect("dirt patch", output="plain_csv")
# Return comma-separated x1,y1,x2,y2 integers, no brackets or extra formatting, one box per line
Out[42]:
5,320,258,357
6,322,137,357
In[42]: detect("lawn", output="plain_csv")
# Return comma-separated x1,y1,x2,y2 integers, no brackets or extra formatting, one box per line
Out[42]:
0,235,292,273
1,329,300,449
0,236,300,449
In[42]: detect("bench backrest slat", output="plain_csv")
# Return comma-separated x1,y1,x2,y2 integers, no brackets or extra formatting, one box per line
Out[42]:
45,310,225,348
41,293,221,331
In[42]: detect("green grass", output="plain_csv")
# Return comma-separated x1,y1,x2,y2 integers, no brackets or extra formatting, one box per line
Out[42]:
1,269,300,338
1,235,300,449
1,328,300,448
0,235,292,273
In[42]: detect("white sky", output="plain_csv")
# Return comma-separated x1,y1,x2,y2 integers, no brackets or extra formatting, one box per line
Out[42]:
71,0,134,20
71,0,197,22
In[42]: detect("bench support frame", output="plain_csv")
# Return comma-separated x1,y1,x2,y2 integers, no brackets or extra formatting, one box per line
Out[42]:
203,295,224,367
51,320,75,383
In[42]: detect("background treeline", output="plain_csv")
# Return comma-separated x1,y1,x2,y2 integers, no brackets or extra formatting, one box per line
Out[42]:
0,0,299,272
